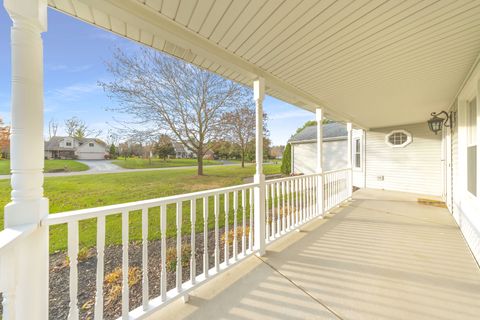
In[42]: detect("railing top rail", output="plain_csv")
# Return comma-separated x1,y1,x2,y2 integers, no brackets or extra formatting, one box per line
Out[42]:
44,182,258,226
0,223,37,255
265,172,322,184
265,168,351,184
323,167,351,175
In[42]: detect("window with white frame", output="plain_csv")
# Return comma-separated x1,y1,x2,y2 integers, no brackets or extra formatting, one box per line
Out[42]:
66,142,72,147
89,142,94,147
385,130,412,147
467,98,477,196
354,138,361,168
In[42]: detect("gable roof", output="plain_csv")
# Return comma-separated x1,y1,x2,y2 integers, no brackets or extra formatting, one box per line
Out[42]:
172,141,187,153
289,122,347,144
45,136,107,151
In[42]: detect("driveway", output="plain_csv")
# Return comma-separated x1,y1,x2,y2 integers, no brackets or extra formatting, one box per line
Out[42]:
77,160,123,172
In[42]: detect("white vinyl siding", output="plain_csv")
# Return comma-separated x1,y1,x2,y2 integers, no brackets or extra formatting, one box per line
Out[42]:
365,122,442,196
292,139,348,174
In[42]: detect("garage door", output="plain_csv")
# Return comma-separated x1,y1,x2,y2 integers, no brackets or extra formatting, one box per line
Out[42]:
77,152,105,160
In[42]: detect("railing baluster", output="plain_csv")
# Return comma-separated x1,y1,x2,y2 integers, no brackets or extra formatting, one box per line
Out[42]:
276,182,281,235
312,176,316,216
160,204,167,301
190,199,196,285
286,180,291,230
281,181,286,233
271,183,276,238
327,174,331,211
121,210,129,319
249,188,253,252
308,177,312,219
176,202,182,293
300,178,305,223
293,180,300,227
313,176,316,216
224,192,229,265
265,185,270,241
67,221,79,320
202,197,209,279
94,216,105,320
307,177,311,219
233,191,238,261
241,189,246,255
306,178,309,220
141,208,149,310
214,194,220,273
336,172,340,206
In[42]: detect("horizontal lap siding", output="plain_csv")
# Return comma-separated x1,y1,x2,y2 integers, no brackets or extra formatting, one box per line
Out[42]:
292,140,348,174
365,123,442,196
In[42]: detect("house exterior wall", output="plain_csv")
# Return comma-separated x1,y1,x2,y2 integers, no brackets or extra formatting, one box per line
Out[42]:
291,139,348,174
449,61,480,264
75,141,106,160
365,122,442,196
58,137,76,149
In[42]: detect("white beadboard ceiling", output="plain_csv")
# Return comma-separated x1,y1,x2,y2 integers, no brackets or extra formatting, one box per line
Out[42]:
48,0,480,129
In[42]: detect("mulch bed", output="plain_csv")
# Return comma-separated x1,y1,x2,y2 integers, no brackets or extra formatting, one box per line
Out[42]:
48,226,249,320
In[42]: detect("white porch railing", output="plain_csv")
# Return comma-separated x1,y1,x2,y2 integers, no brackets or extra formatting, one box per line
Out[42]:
0,223,37,319
324,168,352,212
0,169,351,320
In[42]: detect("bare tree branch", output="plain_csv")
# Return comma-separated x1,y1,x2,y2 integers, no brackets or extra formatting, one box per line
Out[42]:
99,48,249,175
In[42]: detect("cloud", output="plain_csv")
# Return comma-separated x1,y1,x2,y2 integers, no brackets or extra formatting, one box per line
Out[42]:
268,110,312,120
46,64,93,73
46,83,100,102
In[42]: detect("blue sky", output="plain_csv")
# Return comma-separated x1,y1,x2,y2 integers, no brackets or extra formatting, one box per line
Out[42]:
0,7,313,146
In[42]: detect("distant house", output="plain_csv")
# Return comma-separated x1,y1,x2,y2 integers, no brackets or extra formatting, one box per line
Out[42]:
172,141,192,158
270,145,285,159
203,149,215,160
45,136,107,160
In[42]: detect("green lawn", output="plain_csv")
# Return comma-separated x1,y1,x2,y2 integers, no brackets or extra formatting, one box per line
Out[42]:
0,160,89,175
0,164,281,252
112,157,221,169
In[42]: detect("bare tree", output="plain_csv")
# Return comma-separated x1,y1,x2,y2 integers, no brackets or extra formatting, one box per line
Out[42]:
222,100,268,168
100,48,247,175
48,118,59,139
64,116,101,138
105,129,121,146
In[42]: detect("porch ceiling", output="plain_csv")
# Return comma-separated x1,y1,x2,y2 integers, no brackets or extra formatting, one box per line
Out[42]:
49,0,480,129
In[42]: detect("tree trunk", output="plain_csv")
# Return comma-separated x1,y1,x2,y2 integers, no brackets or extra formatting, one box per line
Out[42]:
197,154,204,175
241,150,245,168
197,144,204,176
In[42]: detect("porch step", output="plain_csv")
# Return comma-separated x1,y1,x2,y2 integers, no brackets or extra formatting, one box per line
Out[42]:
417,198,447,208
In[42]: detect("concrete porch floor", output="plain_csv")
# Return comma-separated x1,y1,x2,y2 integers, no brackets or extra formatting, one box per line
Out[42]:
148,189,480,320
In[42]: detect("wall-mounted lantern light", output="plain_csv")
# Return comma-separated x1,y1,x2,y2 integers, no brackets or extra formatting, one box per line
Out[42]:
427,111,451,135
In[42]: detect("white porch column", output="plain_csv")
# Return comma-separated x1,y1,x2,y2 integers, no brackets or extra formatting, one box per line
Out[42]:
315,108,324,216
253,78,266,256
3,0,49,319
347,122,353,198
